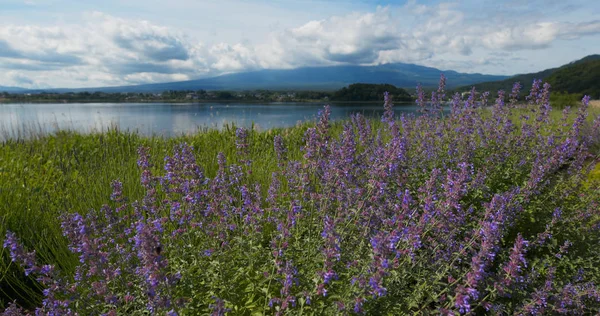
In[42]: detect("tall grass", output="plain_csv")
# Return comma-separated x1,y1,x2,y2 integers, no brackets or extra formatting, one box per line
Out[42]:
0,124,317,308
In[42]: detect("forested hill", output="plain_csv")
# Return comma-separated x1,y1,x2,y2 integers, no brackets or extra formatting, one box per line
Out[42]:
545,57,600,98
457,55,600,98
331,83,412,102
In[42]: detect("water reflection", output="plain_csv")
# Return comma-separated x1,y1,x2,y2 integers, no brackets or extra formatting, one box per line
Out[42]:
0,102,423,139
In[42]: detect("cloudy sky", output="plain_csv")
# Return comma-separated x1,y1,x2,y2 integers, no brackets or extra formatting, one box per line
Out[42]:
1,0,599,89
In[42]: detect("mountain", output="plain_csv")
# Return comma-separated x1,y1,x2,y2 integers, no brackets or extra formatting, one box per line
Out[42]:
0,85,28,93
35,63,509,93
457,55,600,98
545,55,600,99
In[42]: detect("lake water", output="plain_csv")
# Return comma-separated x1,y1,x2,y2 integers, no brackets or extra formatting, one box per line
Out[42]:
0,102,422,139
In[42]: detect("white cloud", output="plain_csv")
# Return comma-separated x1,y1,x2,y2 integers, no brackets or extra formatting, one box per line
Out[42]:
95,12,190,62
123,72,190,85
0,2,599,88
273,7,403,65
209,43,259,72
558,20,600,39
480,23,559,50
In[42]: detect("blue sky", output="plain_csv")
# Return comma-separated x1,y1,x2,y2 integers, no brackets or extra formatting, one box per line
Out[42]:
0,0,599,88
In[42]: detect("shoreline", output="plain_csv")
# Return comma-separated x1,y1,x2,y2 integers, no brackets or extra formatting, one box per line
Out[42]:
0,99,410,105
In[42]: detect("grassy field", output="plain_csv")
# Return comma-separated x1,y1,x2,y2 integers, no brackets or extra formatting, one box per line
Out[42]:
1,97,600,314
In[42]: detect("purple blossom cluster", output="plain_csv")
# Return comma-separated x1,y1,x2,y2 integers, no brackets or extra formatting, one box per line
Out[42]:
3,76,600,314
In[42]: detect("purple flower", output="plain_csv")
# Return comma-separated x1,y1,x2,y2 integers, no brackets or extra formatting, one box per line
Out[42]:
496,234,529,295
526,79,543,105
382,91,395,124
110,180,124,202
1,301,27,316
317,105,331,136
368,276,387,297
509,82,522,105
235,127,251,167
209,297,230,316
273,135,287,163
3,231,38,273
416,83,426,113
454,288,471,314
354,298,364,314
323,270,338,284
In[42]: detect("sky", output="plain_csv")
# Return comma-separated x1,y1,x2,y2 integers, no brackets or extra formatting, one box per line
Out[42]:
0,0,599,89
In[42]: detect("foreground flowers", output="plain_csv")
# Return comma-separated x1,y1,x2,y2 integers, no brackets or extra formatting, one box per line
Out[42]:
3,77,600,315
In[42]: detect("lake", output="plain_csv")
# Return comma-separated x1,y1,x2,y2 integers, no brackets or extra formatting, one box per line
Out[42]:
0,102,423,139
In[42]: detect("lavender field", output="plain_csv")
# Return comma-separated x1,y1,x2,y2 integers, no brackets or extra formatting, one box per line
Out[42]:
2,78,600,315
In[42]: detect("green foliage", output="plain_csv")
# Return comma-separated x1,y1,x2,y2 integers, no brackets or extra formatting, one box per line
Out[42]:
546,59,600,99
332,83,412,102
216,91,235,99
587,163,600,187
550,92,581,109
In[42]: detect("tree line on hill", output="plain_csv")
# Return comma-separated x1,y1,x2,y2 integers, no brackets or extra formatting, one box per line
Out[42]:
331,83,412,102
0,83,415,104
545,58,600,99
456,54,600,106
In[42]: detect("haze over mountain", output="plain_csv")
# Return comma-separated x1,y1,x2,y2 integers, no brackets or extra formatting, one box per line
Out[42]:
0,86,28,93
17,63,508,93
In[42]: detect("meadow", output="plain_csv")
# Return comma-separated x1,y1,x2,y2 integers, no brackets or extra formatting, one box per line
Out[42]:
1,78,600,315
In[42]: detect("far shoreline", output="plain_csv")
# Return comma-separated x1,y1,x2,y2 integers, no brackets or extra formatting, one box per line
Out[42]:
0,99,412,105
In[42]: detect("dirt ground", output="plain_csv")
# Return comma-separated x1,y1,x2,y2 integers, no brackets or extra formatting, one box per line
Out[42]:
590,100,600,108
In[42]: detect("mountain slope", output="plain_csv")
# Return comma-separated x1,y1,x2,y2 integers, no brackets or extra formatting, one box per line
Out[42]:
39,63,508,93
458,55,600,96
0,86,28,93
545,57,600,98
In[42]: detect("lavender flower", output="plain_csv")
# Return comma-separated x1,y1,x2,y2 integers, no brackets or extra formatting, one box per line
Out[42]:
273,135,287,163
416,83,426,113
3,77,599,315
509,82,522,106
382,91,395,125
496,234,529,295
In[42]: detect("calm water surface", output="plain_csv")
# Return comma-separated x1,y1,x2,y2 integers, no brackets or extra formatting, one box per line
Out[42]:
0,102,422,139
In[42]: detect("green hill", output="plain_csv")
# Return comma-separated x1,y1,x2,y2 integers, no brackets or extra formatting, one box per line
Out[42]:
545,58,600,99
457,55,600,99
331,83,412,102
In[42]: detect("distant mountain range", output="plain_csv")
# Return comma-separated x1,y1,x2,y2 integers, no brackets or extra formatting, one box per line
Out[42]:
6,63,509,94
7,55,598,95
0,85,28,93
458,55,600,98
